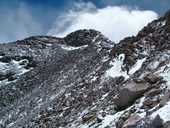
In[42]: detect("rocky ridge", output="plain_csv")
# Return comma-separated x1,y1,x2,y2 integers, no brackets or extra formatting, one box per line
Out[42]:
0,10,170,128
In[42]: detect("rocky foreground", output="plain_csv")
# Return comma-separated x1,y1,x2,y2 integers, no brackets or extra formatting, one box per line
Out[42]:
0,10,170,128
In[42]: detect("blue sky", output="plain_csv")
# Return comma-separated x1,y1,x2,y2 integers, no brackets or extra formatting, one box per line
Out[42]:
0,0,170,43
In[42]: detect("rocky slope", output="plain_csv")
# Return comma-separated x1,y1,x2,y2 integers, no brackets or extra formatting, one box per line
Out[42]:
0,10,170,128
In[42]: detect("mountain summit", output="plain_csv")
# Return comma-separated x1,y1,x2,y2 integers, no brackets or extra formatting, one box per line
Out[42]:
0,10,170,128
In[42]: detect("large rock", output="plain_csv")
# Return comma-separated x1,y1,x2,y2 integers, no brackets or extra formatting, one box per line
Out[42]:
145,88,161,97
151,114,163,128
144,73,164,85
122,114,142,128
143,98,159,108
114,82,150,109
82,112,95,123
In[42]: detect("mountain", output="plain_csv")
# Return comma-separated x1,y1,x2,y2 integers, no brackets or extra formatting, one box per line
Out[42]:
0,10,170,128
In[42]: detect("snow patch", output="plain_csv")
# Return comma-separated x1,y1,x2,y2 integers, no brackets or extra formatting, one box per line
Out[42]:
157,20,166,27
129,57,146,75
106,54,129,79
91,76,98,82
46,43,53,46
0,59,31,86
161,21,166,26
106,54,146,79
99,111,124,128
10,60,30,75
0,79,16,87
50,89,65,101
60,45,88,51
151,101,170,122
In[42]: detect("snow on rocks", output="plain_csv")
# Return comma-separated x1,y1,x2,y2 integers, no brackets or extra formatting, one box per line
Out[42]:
0,57,32,86
99,111,124,128
122,114,143,127
143,73,164,85
60,44,88,51
129,57,146,75
106,54,129,79
151,101,170,122
45,43,53,46
0,11,170,127
106,54,146,80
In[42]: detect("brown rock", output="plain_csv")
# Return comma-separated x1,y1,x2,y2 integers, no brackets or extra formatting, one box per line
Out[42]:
113,76,125,85
165,25,170,33
116,119,124,128
101,84,110,93
114,82,150,109
144,73,163,84
82,112,95,123
143,98,159,108
145,88,161,97
122,114,142,128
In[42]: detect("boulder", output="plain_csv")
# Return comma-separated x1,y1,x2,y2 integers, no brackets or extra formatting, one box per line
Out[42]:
114,82,150,109
145,88,161,97
151,114,163,128
122,114,142,128
82,112,95,123
144,73,163,84
143,98,159,108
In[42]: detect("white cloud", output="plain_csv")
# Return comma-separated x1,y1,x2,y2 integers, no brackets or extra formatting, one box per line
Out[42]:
0,3,43,43
48,2,158,43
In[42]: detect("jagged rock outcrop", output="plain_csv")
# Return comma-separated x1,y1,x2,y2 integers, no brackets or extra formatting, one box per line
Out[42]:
0,10,170,128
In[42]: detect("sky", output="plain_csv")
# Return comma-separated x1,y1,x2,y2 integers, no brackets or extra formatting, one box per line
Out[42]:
0,0,170,44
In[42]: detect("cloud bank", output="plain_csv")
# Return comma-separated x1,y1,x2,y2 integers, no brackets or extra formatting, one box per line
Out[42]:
0,4,43,43
48,2,158,43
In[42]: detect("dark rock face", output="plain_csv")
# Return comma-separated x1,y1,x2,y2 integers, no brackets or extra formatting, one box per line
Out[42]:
152,114,163,128
0,56,11,63
0,10,170,128
64,29,112,47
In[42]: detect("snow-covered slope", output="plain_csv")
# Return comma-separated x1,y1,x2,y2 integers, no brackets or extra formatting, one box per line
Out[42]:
0,10,170,128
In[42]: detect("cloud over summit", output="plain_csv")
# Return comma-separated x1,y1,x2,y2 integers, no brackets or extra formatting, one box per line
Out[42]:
48,2,158,43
